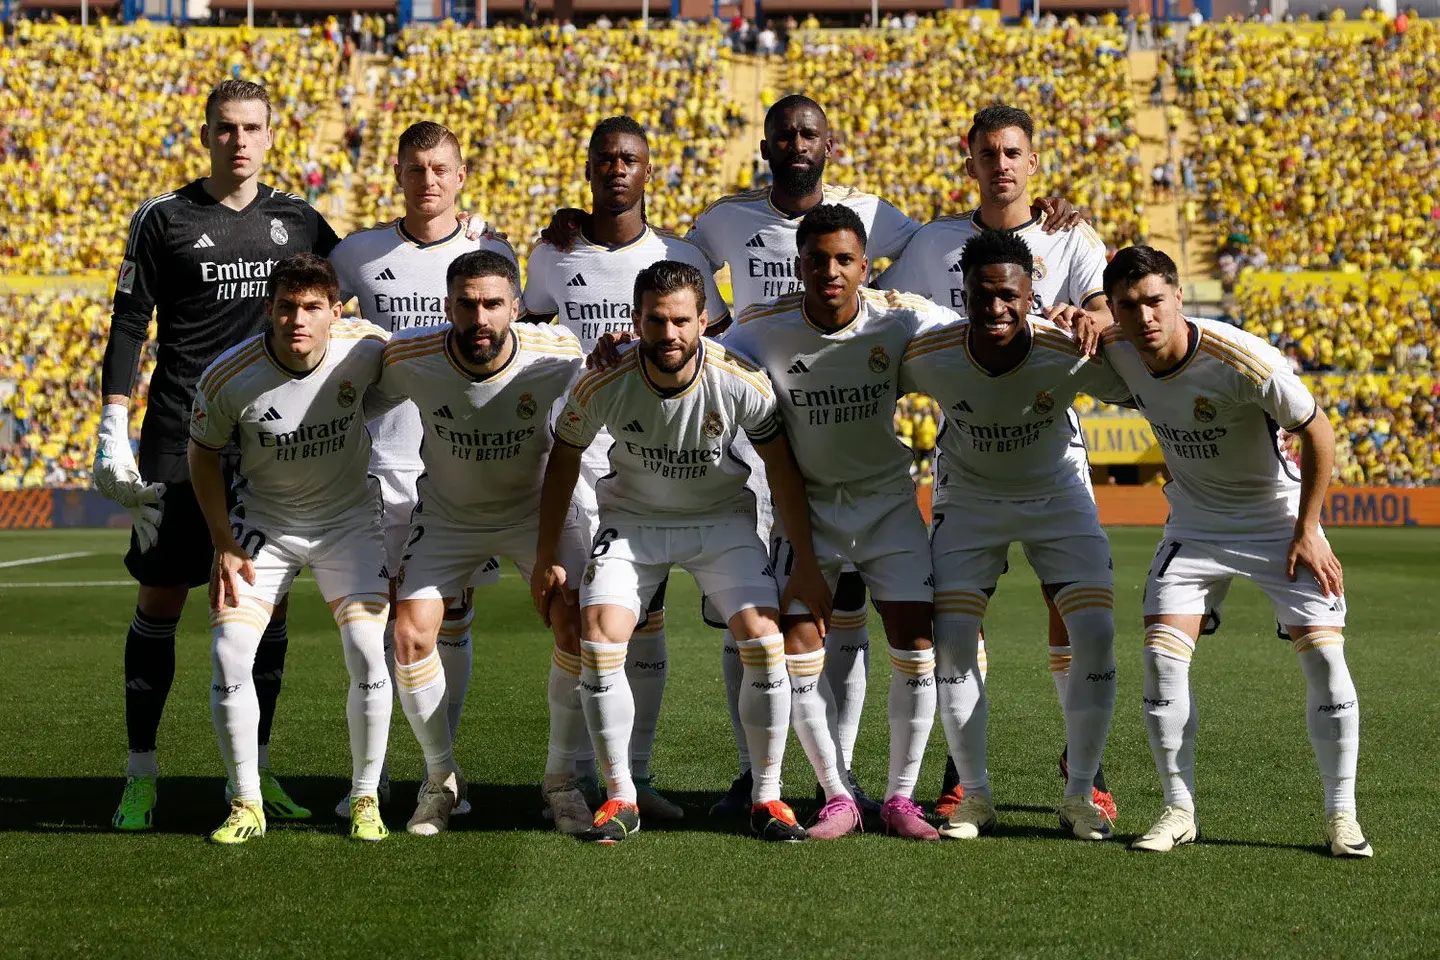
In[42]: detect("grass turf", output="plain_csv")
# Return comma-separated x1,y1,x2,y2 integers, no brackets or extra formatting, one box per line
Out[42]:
0,526,1434,959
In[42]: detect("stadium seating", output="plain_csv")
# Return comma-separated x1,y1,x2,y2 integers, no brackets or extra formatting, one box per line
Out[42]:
351,21,742,264
0,23,343,274
1182,21,1440,270
783,14,1144,251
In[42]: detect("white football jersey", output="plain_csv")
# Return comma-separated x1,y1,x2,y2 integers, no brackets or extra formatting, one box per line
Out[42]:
1102,318,1319,540
375,322,584,530
902,316,1132,501
688,182,921,312
521,225,726,349
190,320,389,531
724,287,952,498
553,339,780,526
876,210,1108,316
330,220,518,475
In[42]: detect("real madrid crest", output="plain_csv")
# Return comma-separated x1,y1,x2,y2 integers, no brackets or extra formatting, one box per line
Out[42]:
1193,395,1217,423
868,345,890,373
703,410,724,439
337,380,357,408
516,392,537,420
1032,255,1048,282
1034,391,1055,415
269,218,289,246
583,562,597,586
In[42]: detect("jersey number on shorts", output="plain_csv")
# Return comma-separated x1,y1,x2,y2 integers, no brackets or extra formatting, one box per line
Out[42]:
229,523,268,560
769,536,795,577
590,528,619,559
403,525,425,563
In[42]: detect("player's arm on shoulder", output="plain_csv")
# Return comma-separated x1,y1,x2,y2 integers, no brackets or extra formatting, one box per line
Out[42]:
872,198,924,260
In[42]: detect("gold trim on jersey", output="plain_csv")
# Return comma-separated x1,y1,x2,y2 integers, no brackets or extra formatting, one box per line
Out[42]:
1198,340,1266,387
972,208,1043,235
696,186,770,219
262,335,329,380
903,323,969,363
640,343,705,400
708,349,774,399
573,353,640,407
802,296,863,336
330,319,388,342
383,330,449,367
1197,330,1272,386
1148,321,1203,381
860,287,933,314
396,220,466,251
577,224,651,254
737,292,804,325
961,321,1036,378
197,339,266,402
515,327,584,359
1032,327,1086,359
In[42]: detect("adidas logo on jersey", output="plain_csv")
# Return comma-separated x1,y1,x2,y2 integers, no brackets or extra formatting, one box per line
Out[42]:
745,234,766,249
374,268,397,281
947,260,963,273
192,234,216,249
621,419,644,433
480,557,501,574
259,407,283,422
951,400,974,413
432,405,454,419
566,274,587,287
787,359,810,375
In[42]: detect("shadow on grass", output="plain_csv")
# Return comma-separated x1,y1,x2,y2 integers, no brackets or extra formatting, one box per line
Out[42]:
0,776,768,839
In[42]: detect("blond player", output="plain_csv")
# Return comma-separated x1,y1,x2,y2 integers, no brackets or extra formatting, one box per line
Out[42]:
877,103,1116,818
187,255,394,845
533,260,830,844
900,230,1132,843
328,120,518,816
522,117,727,820
370,251,595,837
724,204,951,841
1099,247,1369,858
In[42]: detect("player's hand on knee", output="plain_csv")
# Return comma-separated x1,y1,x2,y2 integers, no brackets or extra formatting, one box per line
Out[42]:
1287,528,1344,597
1033,196,1089,232
540,208,589,252
530,563,570,625
213,542,257,612
586,331,634,370
781,559,833,637
127,494,166,554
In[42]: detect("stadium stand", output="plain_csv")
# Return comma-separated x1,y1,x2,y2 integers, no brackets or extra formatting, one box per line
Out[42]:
783,14,1145,251
350,21,742,264
1181,20,1440,271
0,24,344,275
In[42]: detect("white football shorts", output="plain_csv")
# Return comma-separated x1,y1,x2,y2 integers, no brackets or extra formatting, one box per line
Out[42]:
376,466,500,589
581,517,779,624
930,486,1112,593
771,485,933,615
1142,532,1347,629
229,504,389,606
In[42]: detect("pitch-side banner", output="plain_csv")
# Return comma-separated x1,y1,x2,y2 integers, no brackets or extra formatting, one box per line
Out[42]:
1081,415,1165,465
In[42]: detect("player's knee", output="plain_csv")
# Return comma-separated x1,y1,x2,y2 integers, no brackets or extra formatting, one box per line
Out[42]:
728,605,780,642
138,584,188,620
832,570,867,613
392,600,442,663
335,595,389,671
876,600,934,649
781,614,824,654
580,604,635,645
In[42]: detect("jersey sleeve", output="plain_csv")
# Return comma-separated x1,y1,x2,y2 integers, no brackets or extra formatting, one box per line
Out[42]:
1066,225,1109,307
702,260,730,324
552,373,606,449
189,365,237,451
869,199,923,261
483,233,520,268
1076,353,1135,405
737,373,782,445
1253,361,1318,433
685,209,726,271
520,243,559,317
101,201,167,398
329,239,359,304
873,237,932,298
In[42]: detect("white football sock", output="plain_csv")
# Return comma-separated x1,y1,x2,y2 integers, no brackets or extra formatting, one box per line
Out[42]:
977,634,989,683
737,635,789,804
1142,623,1197,811
886,645,936,801
580,640,637,804
436,604,474,742
209,599,269,802
625,614,667,780
395,650,455,778
1293,631,1360,814
1054,584,1117,799
1049,642,1073,708
824,608,869,770
787,650,850,801
547,647,586,777
335,595,392,796
934,599,989,798
721,630,750,774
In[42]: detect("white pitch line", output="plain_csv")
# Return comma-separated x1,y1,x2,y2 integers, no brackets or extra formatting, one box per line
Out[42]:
0,580,134,588
0,551,96,569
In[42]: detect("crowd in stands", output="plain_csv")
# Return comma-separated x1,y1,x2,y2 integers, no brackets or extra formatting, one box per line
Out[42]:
0,24,344,274
351,22,741,265
1181,19,1439,272
783,14,1145,251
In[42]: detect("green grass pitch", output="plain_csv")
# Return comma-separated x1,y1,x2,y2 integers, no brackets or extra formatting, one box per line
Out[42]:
0,527,1434,959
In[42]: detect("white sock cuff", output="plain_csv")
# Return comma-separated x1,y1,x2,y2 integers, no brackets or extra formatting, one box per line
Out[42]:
395,650,442,690
552,647,582,678
1293,630,1345,654
335,594,390,627
737,634,784,664
785,649,825,676
889,645,935,675
1053,583,1115,618
1048,644,1073,673
210,597,270,634
830,609,867,631
634,609,666,637
438,607,475,641
580,640,629,675
935,589,989,620
1144,623,1196,663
